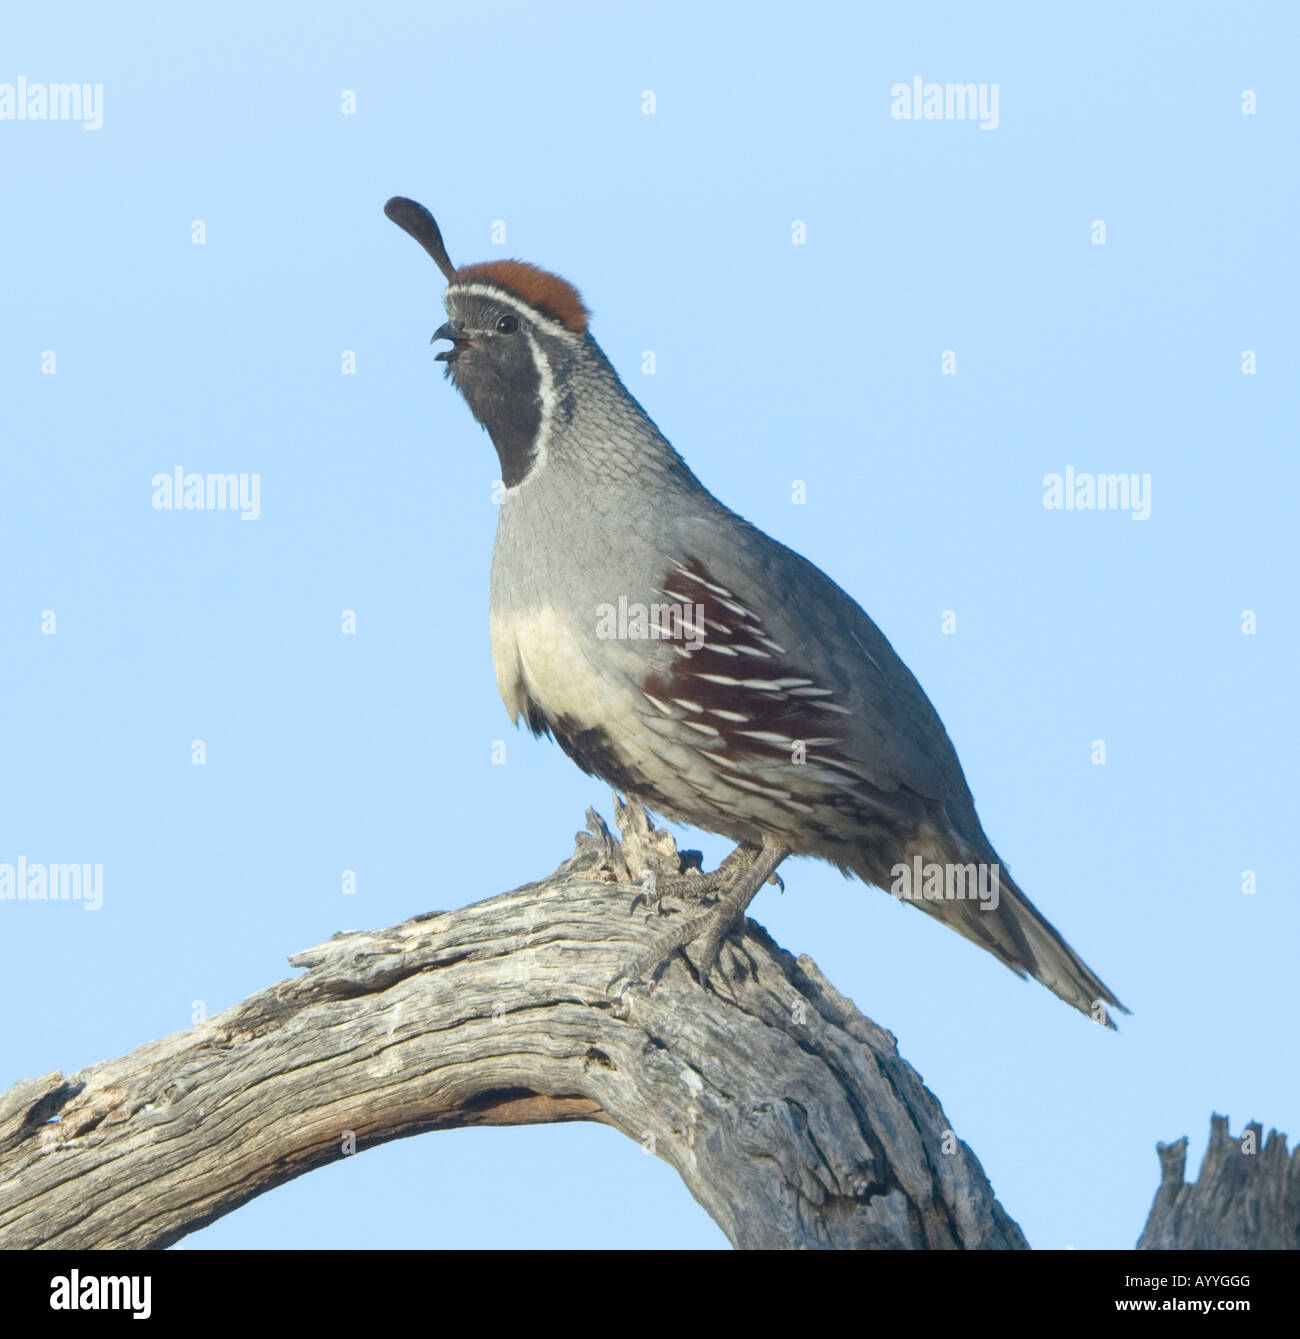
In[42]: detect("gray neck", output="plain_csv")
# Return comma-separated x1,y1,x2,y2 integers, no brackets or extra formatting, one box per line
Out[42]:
526,334,701,497
491,334,725,618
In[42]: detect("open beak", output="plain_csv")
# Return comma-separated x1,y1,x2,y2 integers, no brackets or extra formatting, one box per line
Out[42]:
432,321,471,362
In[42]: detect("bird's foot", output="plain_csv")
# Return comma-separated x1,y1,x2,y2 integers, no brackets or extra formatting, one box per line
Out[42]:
626,841,755,913
608,839,788,994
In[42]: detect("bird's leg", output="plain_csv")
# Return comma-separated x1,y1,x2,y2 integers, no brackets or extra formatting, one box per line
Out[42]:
628,840,759,913
691,838,788,975
610,837,789,991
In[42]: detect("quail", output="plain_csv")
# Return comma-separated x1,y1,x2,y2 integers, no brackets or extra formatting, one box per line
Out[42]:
384,196,1127,1026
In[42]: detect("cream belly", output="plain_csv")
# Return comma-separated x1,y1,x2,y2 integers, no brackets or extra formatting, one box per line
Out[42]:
487,604,823,843
490,603,722,798
491,605,642,739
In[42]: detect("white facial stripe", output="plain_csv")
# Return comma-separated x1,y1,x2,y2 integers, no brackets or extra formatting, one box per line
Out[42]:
445,282,578,341
502,328,555,494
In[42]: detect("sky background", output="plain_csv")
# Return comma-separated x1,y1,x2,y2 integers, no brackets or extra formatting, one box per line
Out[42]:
2,2,1296,1250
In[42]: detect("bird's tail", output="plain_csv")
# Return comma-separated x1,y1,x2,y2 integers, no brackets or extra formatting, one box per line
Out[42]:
886,842,1129,1027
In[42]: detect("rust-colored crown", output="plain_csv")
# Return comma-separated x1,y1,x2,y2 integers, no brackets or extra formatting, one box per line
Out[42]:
384,197,588,334
453,260,589,334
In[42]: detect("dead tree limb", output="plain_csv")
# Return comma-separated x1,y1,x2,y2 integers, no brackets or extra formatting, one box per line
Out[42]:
0,799,1028,1250
1138,1115,1299,1250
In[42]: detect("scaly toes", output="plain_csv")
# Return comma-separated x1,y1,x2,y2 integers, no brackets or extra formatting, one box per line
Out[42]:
609,844,772,994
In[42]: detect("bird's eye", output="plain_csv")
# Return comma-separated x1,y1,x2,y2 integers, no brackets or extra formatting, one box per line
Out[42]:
496,314,519,334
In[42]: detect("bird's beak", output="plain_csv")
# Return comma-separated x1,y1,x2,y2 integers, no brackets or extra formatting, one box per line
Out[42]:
432,321,471,362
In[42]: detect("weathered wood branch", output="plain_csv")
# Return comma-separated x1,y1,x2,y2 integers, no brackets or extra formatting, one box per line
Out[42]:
1137,1115,1299,1250
0,799,1027,1250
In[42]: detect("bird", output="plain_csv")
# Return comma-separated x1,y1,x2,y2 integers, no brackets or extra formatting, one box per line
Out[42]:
383,195,1128,1027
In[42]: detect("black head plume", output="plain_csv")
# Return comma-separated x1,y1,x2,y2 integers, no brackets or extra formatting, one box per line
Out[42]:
384,197,457,281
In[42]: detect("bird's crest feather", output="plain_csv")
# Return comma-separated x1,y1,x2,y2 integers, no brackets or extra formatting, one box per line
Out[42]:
454,260,589,333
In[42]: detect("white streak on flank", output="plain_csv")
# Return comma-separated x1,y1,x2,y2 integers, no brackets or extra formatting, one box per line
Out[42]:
715,596,756,619
641,690,675,716
672,566,736,600
719,772,791,799
813,701,853,715
708,708,750,722
730,644,771,659
737,730,794,744
708,644,739,657
697,671,831,697
682,719,721,737
756,637,787,655
671,698,704,713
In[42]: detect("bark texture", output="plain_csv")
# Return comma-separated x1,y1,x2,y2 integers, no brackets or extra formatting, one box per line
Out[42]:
1137,1114,1298,1250
0,800,1027,1251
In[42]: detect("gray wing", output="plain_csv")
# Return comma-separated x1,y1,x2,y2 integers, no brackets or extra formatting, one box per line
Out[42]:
672,506,983,842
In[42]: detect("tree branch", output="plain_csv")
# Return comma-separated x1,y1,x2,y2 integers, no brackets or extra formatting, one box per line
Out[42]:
1137,1115,1299,1250
0,798,1028,1250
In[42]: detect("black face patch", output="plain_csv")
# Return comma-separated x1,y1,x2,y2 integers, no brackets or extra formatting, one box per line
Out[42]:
449,354,541,487
445,308,543,488
439,298,546,492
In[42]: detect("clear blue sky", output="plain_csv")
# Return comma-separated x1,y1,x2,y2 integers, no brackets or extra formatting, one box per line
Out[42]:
3,2,1296,1250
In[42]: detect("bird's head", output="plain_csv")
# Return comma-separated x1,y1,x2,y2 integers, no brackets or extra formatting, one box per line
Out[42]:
384,197,590,486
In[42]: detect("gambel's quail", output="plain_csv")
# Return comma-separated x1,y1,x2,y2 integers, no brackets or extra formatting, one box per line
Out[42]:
385,196,1127,1026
